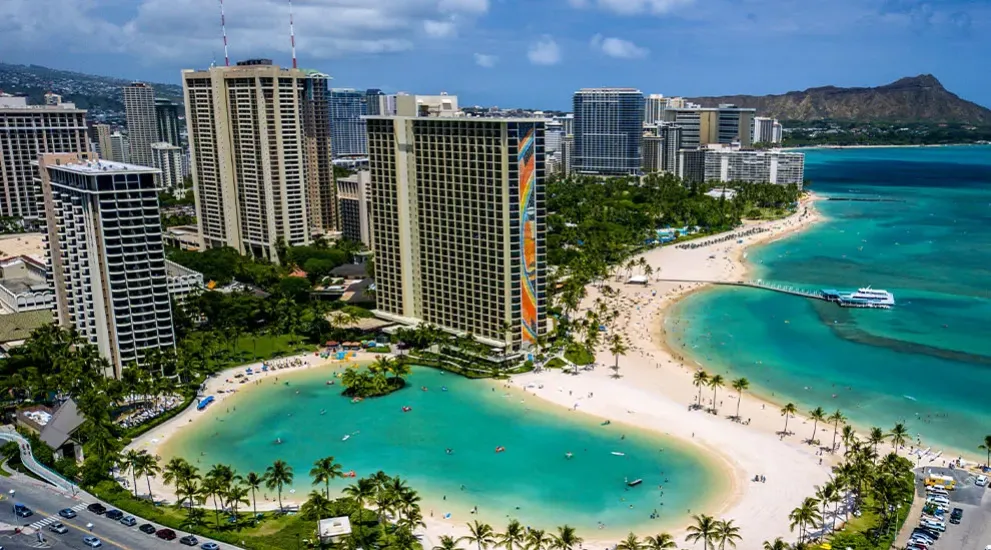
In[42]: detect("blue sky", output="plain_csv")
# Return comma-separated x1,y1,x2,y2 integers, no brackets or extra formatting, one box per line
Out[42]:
2,0,989,110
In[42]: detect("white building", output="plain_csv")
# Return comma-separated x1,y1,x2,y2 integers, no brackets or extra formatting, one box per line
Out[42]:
109,132,130,163
151,142,184,190
0,255,54,313
165,260,204,305
395,93,459,117
772,122,783,144
123,83,157,170
753,117,783,145
644,94,668,125
37,152,175,377
545,120,563,154
702,148,805,186
336,170,372,248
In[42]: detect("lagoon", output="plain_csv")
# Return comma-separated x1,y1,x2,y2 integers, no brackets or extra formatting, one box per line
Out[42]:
162,366,726,535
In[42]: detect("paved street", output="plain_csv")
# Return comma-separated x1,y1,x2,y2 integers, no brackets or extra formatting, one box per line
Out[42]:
904,467,991,550
0,475,225,550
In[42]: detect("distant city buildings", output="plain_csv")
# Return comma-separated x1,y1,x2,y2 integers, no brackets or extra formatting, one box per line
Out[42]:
151,142,184,190
330,88,368,158
93,124,113,160
753,117,783,145
573,88,644,175
182,59,329,261
37,152,175,377
109,132,129,163
155,98,182,147
123,83,157,170
394,93,458,117
0,94,89,219
678,147,805,186
302,72,337,233
367,115,547,351
662,104,756,148
336,170,372,247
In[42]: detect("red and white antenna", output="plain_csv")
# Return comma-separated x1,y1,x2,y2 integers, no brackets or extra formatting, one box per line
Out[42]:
289,0,297,68
219,0,230,66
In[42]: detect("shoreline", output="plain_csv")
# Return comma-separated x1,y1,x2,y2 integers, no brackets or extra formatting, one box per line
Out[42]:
784,143,988,151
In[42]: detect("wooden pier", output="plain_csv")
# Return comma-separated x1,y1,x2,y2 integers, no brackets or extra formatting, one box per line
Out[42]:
651,279,890,308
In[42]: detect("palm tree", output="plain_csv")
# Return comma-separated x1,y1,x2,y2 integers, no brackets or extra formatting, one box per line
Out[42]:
225,483,250,520
616,533,642,550
644,533,677,550
707,374,725,412
841,424,857,452
889,423,910,451
309,456,343,499
550,525,582,550
685,513,717,550
788,497,821,543
526,529,552,550
762,538,788,550
460,520,496,550
264,459,294,512
713,519,742,550
828,410,846,453
342,477,377,539
120,449,141,498
608,334,628,378
868,427,887,459
692,370,709,408
979,435,991,468
731,377,749,420
498,519,527,550
244,471,265,520
132,451,160,502
779,403,797,435
301,490,334,521
435,535,462,550
808,407,826,445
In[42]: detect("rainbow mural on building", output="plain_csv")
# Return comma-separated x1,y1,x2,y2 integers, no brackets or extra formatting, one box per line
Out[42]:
518,126,538,345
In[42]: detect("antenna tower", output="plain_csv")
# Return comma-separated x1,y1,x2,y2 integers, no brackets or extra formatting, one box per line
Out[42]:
219,0,230,66
289,0,297,68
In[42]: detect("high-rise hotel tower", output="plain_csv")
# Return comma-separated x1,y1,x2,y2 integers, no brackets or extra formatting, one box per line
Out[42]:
367,116,547,351
182,59,334,260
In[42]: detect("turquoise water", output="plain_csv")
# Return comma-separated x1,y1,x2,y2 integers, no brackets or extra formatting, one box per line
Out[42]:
668,146,991,456
163,366,723,533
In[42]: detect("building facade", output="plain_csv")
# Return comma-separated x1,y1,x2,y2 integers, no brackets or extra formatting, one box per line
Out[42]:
657,123,682,173
151,142,184,190
37,152,175,377
394,93,458,117
336,170,372,247
155,98,182,147
677,149,707,183
94,124,113,160
572,88,644,175
0,255,54,313
664,105,756,148
329,88,368,158
367,116,547,351
302,72,336,232
642,135,663,173
702,149,805,186
109,132,129,163
0,95,88,219
561,134,574,177
644,94,667,125
753,117,776,144
182,59,320,261
123,83,157,169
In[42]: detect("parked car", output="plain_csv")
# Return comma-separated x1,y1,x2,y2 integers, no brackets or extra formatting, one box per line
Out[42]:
913,527,940,540
951,507,964,524
82,536,103,548
58,508,77,519
157,528,177,541
120,515,137,527
13,504,33,518
180,535,199,546
920,519,946,532
976,475,988,487
49,522,69,534
201,543,221,550
139,523,157,534
104,509,124,521
87,503,107,515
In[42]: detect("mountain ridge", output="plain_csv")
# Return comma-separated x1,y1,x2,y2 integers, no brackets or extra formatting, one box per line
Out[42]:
687,75,991,124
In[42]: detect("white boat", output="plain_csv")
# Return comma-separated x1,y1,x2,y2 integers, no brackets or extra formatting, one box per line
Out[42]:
611,451,625,456
846,286,895,306
342,435,351,442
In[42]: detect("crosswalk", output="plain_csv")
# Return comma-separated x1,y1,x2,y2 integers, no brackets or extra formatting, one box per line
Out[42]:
28,503,88,530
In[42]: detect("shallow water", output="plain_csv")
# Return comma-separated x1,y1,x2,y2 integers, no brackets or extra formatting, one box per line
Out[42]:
162,366,724,534
668,146,991,456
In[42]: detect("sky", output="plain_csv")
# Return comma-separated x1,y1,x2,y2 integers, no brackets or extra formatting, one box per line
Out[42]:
1,0,989,110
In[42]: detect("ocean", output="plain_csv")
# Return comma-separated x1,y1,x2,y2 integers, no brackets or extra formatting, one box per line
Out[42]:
667,145,991,458
162,366,725,534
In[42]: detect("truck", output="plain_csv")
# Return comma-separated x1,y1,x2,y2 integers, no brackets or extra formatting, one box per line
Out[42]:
925,473,956,490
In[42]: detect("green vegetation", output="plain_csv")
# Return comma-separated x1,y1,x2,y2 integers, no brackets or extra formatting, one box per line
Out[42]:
341,356,411,398
783,120,991,147
563,346,594,366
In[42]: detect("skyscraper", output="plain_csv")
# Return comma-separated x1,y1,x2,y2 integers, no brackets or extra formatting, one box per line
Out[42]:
123,83,157,169
644,94,668,125
657,123,683,173
183,59,326,260
572,88,644,175
336,170,372,247
365,89,386,116
663,105,756,148
367,116,547,351
302,71,336,232
329,88,368,158
155,98,182,147
94,124,113,160
0,95,88,219
37,152,175,377
151,142,184,190
109,132,129,163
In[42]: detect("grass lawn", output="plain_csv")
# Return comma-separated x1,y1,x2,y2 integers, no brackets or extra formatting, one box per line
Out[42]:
564,346,594,365
544,357,566,369
185,332,317,370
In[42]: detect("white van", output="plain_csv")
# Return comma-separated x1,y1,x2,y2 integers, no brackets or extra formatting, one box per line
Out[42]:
976,475,988,487
926,495,950,506
927,486,949,496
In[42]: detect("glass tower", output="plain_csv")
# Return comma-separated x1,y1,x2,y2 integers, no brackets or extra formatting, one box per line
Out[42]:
572,88,644,175
329,89,368,158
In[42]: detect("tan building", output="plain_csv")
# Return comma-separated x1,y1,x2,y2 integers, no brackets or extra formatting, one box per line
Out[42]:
0,95,88,219
182,59,333,260
367,116,547,351
123,83,157,169
394,93,459,117
664,105,754,148
336,170,372,247
94,124,114,161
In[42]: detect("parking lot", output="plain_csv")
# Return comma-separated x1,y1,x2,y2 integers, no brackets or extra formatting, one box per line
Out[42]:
907,467,991,550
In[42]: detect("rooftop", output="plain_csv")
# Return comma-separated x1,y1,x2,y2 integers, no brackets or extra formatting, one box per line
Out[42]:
0,309,52,343
49,159,158,175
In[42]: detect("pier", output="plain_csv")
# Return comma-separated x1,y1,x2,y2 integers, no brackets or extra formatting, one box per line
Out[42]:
652,279,891,309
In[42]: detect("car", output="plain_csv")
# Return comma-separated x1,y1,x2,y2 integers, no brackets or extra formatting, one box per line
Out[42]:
13,504,33,518
139,523,157,534
914,527,940,540
911,533,935,545
201,543,220,550
83,536,103,548
120,515,137,526
104,509,124,521
920,519,946,532
59,508,77,519
976,475,988,487
950,507,964,524
157,528,177,541
909,537,931,549
180,535,199,546
87,503,107,515
908,542,929,550
49,522,69,534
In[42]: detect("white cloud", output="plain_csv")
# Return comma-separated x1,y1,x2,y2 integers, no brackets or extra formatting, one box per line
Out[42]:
473,53,498,68
590,34,649,58
527,36,562,65
0,0,491,63
575,0,694,15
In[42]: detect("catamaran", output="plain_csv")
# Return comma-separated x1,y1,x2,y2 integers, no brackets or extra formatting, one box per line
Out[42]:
847,286,895,306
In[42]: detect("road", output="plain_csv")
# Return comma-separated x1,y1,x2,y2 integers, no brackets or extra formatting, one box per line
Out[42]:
0,475,224,550
900,466,991,550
